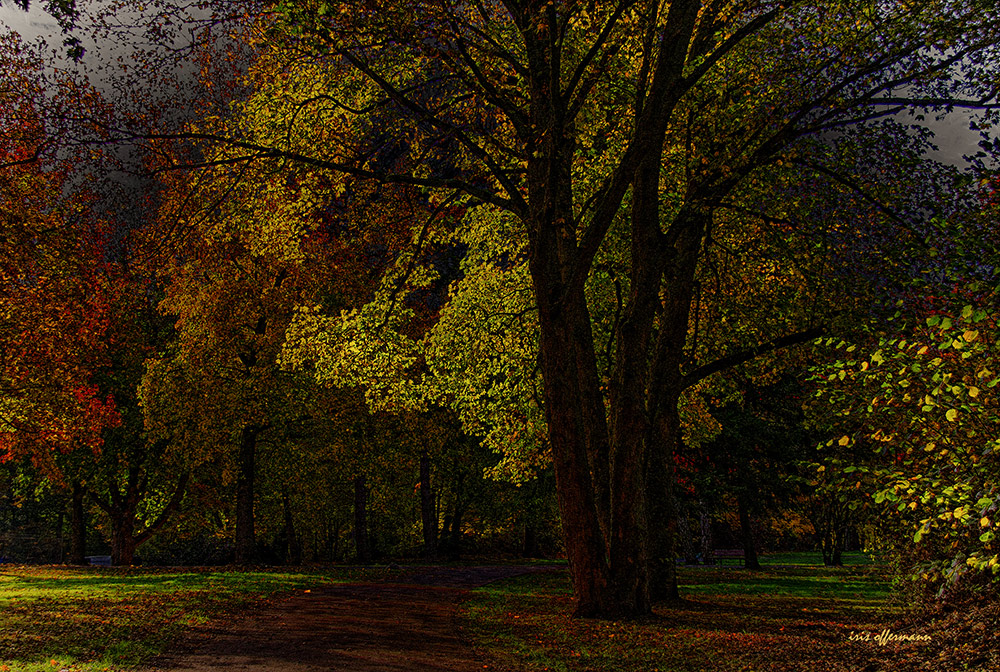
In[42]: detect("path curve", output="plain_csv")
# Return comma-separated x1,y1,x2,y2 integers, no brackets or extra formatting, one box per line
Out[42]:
143,565,546,672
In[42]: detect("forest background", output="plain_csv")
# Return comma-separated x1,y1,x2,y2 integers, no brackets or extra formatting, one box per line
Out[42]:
1,0,999,621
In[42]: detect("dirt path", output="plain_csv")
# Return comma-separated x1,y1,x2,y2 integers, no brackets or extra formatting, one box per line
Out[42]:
143,565,544,672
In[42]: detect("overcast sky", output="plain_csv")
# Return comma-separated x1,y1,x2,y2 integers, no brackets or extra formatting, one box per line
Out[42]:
0,1,991,168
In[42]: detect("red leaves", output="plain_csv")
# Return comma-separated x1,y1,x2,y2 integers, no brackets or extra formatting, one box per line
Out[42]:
0,47,122,470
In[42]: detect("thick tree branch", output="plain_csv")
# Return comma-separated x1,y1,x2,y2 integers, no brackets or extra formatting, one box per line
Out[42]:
569,0,703,296
791,159,916,230
135,472,190,545
337,50,529,214
88,490,114,516
680,3,790,91
564,0,630,121
442,21,530,133
114,130,518,212
681,326,826,389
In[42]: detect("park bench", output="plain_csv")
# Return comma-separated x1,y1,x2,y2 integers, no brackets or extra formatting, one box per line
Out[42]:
712,548,745,566
86,555,112,567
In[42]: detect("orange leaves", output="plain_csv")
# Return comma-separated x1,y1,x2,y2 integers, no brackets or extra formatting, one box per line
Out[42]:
0,53,120,469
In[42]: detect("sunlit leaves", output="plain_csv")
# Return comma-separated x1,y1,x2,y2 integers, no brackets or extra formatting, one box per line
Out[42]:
813,299,1000,587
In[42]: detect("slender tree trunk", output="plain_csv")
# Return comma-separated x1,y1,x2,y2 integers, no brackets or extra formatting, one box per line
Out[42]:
450,506,464,546
56,509,64,563
69,481,86,565
831,504,845,566
330,519,342,562
678,513,698,565
282,488,301,565
699,508,714,565
353,475,370,563
523,524,540,558
737,496,761,569
819,504,845,567
419,451,437,556
235,426,259,564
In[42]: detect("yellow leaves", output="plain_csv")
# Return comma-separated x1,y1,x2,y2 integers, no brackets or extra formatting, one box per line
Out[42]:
281,300,422,412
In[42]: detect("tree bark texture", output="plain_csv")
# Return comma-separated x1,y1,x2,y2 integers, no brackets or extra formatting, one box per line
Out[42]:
738,495,762,570
110,512,137,566
235,426,259,564
69,480,87,565
699,507,714,564
419,451,437,556
282,488,301,565
353,474,371,562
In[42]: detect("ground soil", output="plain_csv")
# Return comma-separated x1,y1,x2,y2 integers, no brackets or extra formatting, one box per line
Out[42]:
142,565,547,672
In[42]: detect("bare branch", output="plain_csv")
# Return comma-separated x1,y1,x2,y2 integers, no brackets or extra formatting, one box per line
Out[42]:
337,50,528,214
681,326,826,389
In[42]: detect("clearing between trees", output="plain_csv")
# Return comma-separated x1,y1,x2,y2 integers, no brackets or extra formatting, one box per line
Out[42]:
3,556,994,672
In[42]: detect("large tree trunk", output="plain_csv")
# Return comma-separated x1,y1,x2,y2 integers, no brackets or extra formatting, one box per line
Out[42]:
353,474,371,563
94,470,187,567
533,282,620,616
648,404,682,602
69,480,87,565
234,426,259,564
520,0,706,618
419,451,437,556
646,203,712,600
110,511,137,566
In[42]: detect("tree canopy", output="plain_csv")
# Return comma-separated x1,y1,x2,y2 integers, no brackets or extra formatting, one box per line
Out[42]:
2,0,1000,621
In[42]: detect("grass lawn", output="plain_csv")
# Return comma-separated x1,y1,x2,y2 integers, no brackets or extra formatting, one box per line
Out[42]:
757,551,879,567
460,560,987,672
0,564,383,672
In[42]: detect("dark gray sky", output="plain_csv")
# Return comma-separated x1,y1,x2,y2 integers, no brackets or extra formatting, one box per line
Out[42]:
0,1,990,168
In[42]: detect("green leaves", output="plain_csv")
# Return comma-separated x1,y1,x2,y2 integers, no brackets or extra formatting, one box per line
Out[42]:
813,300,1000,589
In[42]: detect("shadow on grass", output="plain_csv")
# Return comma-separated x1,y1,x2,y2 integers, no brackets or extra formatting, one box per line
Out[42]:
461,562,903,672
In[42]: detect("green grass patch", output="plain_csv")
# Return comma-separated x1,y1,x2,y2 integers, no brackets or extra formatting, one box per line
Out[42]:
758,551,880,567
461,564,900,672
679,566,892,604
0,565,384,672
